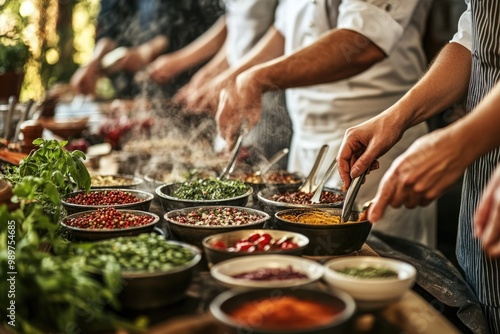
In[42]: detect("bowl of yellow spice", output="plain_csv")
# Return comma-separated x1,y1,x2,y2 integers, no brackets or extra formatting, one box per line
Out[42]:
274,208,372,256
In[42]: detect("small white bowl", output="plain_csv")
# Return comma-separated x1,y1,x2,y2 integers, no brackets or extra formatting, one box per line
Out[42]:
323,256,416,311
210,254,324,289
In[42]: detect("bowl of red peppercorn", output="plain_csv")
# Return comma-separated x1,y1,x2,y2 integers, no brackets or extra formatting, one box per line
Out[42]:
164,206,270,250
62,189,154,215
61,207,160,241
202,229,309,266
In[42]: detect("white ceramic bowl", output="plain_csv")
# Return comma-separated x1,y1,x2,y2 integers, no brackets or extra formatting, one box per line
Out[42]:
323,256,416,311
210,254,324,289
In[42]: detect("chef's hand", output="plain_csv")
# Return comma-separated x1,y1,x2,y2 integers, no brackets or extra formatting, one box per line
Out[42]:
368,128,467,222
174,65,221,107
338,114,404,188
181,72,232,115
142,54,182,84
474,165,500,257
216,71,263,150
70,60,100,96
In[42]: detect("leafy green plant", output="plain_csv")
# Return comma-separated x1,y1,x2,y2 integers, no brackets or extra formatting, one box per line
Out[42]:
4,139,91,221
0,41,30,73
0,139,145,333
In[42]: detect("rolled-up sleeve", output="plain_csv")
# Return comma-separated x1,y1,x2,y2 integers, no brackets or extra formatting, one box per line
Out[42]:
450,0,472,51
337,0,421,55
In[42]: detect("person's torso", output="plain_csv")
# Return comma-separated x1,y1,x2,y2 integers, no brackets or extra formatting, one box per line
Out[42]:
275,0,430,131
225,0,279,65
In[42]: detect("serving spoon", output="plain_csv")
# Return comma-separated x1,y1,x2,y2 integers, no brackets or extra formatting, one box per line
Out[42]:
218,134,244,180
255,148,289,177
297,145,329,193
341,169,369,223
310,158,338,204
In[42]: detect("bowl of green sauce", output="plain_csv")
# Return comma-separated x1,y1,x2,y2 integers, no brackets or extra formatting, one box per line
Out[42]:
323,256,416,311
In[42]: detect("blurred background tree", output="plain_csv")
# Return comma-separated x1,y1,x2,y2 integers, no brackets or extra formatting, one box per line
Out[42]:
2,0,99,101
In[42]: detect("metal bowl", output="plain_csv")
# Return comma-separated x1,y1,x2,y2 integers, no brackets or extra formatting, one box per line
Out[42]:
164,206,270,250
275,208,372,256
119,240,202,310
155,182,253,212
62,188,154,215
210,287,356,334
90,173,144,189
60,209,159,241
202,229,309,266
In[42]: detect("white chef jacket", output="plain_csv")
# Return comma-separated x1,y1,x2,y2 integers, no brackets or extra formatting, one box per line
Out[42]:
274,0,437,247
225,0,279,66
224,0,293,166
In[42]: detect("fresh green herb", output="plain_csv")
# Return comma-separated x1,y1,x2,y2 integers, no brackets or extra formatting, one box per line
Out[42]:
0,139,145,333
68,233,196,273
3,139,91,221
337,266,398,279
172,178,249,200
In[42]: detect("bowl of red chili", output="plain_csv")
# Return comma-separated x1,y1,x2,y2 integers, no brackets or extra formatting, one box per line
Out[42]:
61,207,160,241
62,188,154,215
210,287,355,334
202,229,309,266
164,206,270,250
210,254,324,289
274,208,372,256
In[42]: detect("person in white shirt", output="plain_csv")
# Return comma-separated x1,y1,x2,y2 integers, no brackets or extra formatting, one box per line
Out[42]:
215,0,437,248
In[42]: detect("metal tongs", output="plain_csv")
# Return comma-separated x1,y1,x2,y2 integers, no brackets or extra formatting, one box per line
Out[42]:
218,134,244,180
310,158,338,204
341,169,369,222
255,148,289,177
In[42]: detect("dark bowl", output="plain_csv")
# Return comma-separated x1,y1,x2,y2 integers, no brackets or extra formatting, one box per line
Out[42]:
119,240,202,310
90,174,144,189
210,287,356,334
202,229,309,266
257,184,345,224
155,182,253,212
164,206,270,250
62,189,154,215
60,209,160,241
274,208,372,256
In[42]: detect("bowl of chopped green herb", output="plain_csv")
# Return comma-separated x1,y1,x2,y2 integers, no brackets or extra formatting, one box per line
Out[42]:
71,233,201,310
155,178,253,212
323,256,416,311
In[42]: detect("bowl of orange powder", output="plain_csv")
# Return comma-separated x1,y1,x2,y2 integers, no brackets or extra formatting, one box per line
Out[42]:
209,287,356,334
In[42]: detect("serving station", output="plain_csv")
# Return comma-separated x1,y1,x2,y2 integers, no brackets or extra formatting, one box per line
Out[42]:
0,97,483,334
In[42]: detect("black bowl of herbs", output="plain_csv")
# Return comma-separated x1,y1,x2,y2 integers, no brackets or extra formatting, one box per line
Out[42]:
155,178,253,212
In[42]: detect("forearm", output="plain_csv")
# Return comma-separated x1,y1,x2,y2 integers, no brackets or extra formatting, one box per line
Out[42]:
88,38,117,64
222,26,285,81
247,28,386,92
448,82,500,164
171,16,227,71
386,42,472,131
136,35,169,63
198,44,229,76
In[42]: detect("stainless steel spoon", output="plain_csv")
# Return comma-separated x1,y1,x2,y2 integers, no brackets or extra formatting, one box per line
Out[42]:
297,145,329,193
310,158,338,204
255,148,289,177
341,169,369,222
218,134,244,180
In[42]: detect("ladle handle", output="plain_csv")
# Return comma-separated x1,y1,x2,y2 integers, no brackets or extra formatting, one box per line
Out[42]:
218,134,244,179
310,158,338,204
341,169,368,222
258,148,289,176
297,144,329,193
